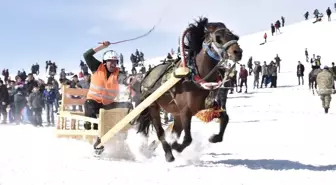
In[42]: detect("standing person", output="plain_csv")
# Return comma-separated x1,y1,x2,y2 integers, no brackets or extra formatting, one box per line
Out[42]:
326,7,332,21
281,16,285,27
28,86,45,127
260,61,269,88
0,80,9,124
305,48,309,62
274,54,281,73
253,61,261,89
238,65,248,93
44,84,56,126
263,32,267,43
275,20,281,33
304,11,309,20
316,66,335,113
269,62,278,88
271,24,275,36
247,56,253,75
297,61,305,85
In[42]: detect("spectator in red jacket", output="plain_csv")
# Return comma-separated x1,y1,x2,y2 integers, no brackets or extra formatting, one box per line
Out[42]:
238,65,248,93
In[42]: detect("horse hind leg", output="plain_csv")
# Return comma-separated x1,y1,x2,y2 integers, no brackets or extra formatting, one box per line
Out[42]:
149,103,175,162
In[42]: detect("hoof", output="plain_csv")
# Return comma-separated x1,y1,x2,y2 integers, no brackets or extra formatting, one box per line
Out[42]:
171,141,183,153
209,134,223,143
165,153,175,162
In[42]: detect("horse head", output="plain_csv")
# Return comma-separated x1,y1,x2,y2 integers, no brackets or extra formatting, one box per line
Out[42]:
203,20,242,62
186,17,242,83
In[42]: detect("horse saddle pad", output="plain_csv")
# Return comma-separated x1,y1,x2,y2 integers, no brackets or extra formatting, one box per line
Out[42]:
141,62,174,93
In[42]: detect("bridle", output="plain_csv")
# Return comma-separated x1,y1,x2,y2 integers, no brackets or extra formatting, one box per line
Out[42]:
192,27,240,90
206,27,238,61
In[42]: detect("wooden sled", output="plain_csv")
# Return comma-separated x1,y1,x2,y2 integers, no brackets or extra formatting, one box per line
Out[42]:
55,86,132,144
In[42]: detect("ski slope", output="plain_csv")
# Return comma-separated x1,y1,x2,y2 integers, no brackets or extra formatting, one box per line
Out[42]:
1,16,336,185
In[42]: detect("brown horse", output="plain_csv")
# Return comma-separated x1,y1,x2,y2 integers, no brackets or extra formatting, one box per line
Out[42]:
134,17,243,162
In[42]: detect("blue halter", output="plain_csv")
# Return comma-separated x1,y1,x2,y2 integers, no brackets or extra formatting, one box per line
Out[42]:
202,43,221,62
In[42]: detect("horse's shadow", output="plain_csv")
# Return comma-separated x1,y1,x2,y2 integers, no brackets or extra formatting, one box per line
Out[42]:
180,158,336,171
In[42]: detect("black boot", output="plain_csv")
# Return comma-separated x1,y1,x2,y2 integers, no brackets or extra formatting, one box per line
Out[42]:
93,137,105,156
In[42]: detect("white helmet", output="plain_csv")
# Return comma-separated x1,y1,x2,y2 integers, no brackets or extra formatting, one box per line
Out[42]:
103,50,119,61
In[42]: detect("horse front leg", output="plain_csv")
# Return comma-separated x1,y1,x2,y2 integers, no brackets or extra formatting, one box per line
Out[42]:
209,112,229,143
209,88,229,143
171,110,192,153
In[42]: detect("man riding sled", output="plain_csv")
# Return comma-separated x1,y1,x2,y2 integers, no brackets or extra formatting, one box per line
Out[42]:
82,41,134,130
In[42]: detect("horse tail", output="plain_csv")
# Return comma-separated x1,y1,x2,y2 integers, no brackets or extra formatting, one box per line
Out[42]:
136,106,152,137
131,74,153,137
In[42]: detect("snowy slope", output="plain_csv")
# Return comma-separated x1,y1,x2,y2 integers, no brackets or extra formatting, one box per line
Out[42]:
239,17,336,72
1,16,336,185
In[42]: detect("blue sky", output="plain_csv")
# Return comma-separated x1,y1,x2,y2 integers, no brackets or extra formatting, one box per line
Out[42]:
0,0,333,73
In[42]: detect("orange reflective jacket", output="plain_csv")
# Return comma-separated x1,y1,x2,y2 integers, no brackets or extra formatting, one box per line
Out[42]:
86,63,120,105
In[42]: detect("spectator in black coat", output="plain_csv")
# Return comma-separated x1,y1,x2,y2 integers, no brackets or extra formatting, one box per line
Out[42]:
25,73,38,95
271,24,275,36
326,7,332,21
0,80,9,124
297,61,305,85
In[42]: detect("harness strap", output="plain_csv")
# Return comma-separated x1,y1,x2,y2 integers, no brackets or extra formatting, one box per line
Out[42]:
203,43,221,61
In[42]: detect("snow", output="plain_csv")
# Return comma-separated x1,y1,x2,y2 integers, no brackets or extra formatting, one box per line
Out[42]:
1,15,336,185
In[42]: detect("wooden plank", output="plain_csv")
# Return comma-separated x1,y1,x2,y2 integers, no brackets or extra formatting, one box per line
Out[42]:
59,112,99,124
97,74,182,147
55,129,98,136
64,88,89,96
63,97,86,105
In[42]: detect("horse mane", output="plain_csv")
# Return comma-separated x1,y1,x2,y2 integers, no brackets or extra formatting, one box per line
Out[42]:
187,17,209,54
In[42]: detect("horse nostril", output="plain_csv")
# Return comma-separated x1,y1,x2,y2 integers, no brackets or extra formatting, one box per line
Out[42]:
233,49,242,55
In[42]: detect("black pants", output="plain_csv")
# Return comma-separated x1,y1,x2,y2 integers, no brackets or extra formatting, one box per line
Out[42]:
297,75,304,85
84,100,133,130
229,78,238,93
32,108,43,126
0,104,7,123
240,78,247,90
270,76,277,88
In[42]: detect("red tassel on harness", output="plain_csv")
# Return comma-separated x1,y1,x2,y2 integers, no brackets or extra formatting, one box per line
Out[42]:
195,107,223,123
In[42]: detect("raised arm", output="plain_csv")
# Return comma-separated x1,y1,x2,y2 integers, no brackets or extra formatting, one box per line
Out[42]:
83,41,111,73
